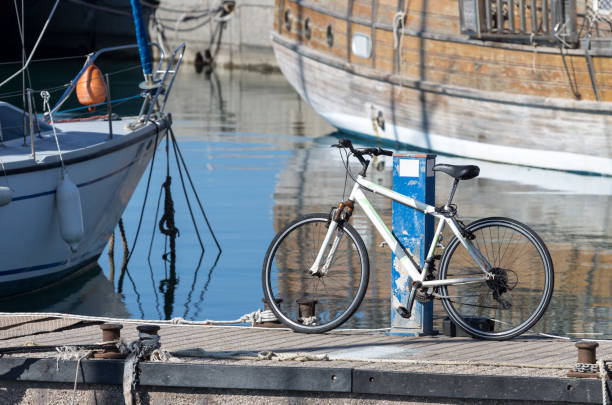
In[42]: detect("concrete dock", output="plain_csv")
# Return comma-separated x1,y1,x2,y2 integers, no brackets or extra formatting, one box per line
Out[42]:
0,315,610,404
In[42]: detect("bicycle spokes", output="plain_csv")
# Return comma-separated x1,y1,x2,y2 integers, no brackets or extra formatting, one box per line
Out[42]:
439,217,553,340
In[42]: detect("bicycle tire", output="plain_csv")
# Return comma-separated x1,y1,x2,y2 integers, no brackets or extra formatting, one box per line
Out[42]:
262,213,370,333
438,217,554,340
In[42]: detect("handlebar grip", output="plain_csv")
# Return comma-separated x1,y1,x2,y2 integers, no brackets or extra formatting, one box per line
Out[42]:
361,147,394,156
339,139,353,148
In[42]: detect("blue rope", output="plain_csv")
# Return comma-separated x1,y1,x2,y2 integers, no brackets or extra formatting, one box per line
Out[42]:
57,95,141,114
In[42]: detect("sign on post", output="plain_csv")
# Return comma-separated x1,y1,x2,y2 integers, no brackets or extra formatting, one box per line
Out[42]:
390,153,436,336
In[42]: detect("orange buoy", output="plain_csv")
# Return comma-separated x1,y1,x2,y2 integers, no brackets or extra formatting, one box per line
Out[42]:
76,64,107,109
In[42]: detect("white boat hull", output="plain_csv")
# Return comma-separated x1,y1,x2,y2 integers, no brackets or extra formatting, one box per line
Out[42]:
0,119,166,295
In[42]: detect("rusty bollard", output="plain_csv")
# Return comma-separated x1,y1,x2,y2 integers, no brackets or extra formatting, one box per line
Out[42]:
254,298,285,328
567,341,600,378
297,299,317,325
137,325,160,342
136,325,161,361
93,324,126,359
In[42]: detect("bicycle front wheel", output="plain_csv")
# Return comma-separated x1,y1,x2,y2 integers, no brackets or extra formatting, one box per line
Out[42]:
262,213,370,333
439,217,554,340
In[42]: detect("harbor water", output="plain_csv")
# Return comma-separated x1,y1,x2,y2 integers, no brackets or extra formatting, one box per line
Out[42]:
1,64,610,339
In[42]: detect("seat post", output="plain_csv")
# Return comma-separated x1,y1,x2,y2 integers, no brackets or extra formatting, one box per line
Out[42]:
446,178,460,208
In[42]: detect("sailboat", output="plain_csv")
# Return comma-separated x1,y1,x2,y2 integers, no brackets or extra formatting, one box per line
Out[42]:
0,0,185,295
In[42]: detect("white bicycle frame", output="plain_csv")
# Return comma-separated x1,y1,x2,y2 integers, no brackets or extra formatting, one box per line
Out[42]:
309,175,494,287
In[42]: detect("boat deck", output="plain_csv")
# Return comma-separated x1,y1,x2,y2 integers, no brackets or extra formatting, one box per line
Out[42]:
0,120,135,164
1,315,610,404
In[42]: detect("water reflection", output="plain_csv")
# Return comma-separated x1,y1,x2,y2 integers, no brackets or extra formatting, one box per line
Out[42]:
3,65,609,339
271,139,611,336
0,265,129,317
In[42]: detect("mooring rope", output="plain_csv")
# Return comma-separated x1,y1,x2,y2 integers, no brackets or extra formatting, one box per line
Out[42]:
599,359,610,405
392,10,407,95
0,310,278,327
41,91,66,171
122,333,161,405
159,176,179,240
168,348,575,369
52,346,97,405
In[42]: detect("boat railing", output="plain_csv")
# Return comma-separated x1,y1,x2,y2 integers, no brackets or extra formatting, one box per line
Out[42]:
51,42,166,114
144,42,186,122
459,0,578,45
19,41,175,159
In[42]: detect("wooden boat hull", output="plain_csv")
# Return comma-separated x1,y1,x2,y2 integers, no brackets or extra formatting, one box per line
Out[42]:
271,0,612,175
273,34,612,175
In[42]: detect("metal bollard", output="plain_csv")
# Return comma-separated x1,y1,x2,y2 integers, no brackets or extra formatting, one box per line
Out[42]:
137,325,161,341
297,299,317,325
567,341,600,378
93,323,126,359
136,325,161,361
254,298,285,328
390,154,437,336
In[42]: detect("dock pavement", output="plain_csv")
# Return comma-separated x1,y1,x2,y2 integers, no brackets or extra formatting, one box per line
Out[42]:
0,315,610,404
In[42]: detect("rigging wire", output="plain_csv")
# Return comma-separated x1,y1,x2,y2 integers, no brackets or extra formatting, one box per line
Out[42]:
0,0,61,89
0,55,88,67
61,0,223,24
64,0,132,16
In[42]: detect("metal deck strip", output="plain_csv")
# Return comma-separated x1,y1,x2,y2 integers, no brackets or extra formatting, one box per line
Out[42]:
0,357,609,403
352,369,609,403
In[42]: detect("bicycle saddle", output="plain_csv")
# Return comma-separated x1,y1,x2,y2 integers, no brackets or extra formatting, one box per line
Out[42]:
433,164,480,180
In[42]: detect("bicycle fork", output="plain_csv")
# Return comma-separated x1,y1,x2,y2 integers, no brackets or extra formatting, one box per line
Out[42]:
309,201,352,276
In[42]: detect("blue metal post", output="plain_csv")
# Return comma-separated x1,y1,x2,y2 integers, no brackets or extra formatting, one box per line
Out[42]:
130,0,153,76
390,153,436,336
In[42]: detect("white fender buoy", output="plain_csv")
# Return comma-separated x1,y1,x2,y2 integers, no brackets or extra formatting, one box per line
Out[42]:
0,186,12,206
56,174,84,252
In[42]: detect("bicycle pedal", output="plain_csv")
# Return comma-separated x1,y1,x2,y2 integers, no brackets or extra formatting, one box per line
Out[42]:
396,306,411,319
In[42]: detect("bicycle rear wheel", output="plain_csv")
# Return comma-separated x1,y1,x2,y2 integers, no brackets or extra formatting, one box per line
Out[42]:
438,217,554,340
262,213,369,333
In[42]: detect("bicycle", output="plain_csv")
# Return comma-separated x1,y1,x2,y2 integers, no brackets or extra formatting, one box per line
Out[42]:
262,139,554,340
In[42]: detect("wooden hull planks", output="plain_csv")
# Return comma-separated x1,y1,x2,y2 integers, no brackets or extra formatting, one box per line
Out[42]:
273,0,612,174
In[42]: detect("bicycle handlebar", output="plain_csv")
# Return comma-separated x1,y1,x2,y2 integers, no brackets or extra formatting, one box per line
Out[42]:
331,139,394,157
331,139,394,176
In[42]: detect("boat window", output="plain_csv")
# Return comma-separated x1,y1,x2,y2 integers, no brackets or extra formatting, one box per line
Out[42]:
304,17,311,40
458,0,578,46
327,24,334,47
352,33,372,58
284,9,291,31
594,0,612,14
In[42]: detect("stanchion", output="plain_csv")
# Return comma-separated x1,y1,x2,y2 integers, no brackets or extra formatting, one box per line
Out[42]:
390,153,437,336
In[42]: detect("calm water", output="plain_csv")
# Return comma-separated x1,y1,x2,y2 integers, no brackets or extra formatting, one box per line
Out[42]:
1,64,611,339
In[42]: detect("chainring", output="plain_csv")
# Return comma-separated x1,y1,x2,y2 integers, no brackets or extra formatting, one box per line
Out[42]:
416,270,437,303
